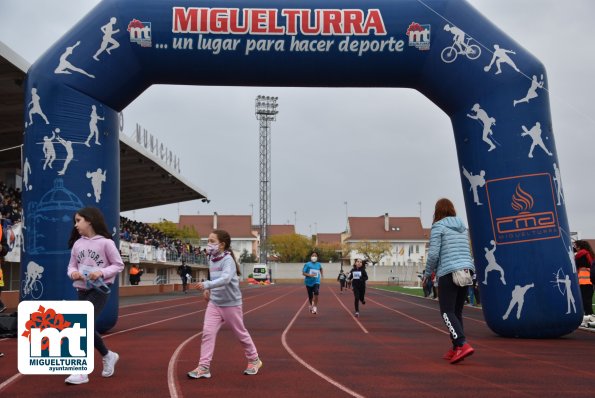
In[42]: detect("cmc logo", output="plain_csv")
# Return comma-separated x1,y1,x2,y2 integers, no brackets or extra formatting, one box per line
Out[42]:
18,301,94,375
406,22,430,51
486,173,559,245
128,19,152,47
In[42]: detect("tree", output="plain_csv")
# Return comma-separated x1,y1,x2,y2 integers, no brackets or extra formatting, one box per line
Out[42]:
314,242,343,262
345,240,392,266
268,233,312,262
239,249,257,263
150,219,199,242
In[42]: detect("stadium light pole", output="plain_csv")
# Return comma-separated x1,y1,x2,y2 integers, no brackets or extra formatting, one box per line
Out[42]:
255,95,279,265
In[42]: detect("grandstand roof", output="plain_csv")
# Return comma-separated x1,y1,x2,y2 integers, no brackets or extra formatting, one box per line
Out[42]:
0,41,207,211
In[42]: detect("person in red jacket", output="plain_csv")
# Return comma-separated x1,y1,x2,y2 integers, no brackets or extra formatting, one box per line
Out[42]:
574,240,594,325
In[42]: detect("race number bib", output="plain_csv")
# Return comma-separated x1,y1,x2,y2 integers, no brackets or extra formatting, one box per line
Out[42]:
352,271,362,280
310,269,320,278
73,264,100,289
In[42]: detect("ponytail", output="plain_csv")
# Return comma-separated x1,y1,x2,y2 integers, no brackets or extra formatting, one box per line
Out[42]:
229,250,241,276
212,229,241,276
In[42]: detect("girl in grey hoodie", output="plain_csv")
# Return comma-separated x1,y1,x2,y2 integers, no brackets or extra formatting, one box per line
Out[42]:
188,229,262,379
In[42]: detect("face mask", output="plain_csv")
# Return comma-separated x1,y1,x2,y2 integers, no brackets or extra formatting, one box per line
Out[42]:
207,242,220,255
311,256,318,262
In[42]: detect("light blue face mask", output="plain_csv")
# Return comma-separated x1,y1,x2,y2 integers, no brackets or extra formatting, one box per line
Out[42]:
311,256,318,263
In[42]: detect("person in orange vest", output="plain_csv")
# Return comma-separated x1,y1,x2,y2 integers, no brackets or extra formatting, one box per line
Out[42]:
0,223,9,313
574,240,594,325
128,264,142,285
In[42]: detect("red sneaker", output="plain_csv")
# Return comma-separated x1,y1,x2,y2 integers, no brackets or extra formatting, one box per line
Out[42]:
450,343,474,364
443,348,456,360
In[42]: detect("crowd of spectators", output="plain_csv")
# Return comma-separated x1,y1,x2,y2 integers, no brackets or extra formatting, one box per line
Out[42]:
1,180,203,263
119,216,203,262
0,182,22,228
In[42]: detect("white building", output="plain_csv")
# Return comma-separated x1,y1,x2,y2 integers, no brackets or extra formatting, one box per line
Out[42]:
343,213,429,269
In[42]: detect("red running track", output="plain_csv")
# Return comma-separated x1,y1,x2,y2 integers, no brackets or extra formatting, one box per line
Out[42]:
1,284,595,397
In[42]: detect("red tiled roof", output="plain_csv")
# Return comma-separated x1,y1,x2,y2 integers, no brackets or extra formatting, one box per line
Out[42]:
267,225,295,236
251,224,296,236
317,233,342,245
346,216,426,241
178,215,255,239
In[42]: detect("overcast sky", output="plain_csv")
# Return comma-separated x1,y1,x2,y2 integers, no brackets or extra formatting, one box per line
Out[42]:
1,0,594,237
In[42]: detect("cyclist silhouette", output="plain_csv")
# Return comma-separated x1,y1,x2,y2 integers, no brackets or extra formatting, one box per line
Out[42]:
441,24,481,63
444,24,466,53
24,261,44,294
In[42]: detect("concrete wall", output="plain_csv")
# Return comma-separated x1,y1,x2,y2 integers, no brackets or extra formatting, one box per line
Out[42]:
242,262,424,285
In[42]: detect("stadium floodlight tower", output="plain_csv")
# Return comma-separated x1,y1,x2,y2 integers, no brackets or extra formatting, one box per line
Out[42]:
255,95,279,264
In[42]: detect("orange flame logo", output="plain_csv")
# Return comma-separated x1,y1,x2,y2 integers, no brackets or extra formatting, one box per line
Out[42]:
511,184,534,213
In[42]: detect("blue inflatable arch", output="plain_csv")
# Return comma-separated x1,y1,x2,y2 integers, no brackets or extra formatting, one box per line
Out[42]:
22,0,580,337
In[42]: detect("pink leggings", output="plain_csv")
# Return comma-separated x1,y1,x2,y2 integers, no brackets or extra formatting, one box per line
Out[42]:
199,302,258,368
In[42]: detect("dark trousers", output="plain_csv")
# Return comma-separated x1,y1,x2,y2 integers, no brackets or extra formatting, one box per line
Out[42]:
438,273,468,347
339,280,346,291
353,284,366,312
306,284,320,304
580,284,594,315
78,288,110,356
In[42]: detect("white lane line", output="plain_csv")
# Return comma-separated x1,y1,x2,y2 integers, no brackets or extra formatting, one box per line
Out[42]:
0,305,208,394
120,289,271,317
120,296,196,309
369,297,448,336
0,374,21,392
281,299,366,398
370,289,487,325
329,287,368,334
168,288,298,398
0,288,274,392
119,301,199,318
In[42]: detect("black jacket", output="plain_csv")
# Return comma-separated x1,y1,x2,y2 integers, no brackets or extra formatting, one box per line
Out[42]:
348,267,368,287
178,264,191,278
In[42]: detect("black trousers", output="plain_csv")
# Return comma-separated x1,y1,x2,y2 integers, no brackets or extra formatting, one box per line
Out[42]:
353,283,366,312
580,284,594,315
78,288,110,356
438,273,468,347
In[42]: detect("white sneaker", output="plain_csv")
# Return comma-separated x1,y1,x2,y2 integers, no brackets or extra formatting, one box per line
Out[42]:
583,315,591,323
102,351,119,377
65,374,89,385
312,306,317,314
589,315,595,323
308,305,312,313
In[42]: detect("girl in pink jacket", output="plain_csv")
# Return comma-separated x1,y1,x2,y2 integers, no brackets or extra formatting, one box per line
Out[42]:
65,207,124,385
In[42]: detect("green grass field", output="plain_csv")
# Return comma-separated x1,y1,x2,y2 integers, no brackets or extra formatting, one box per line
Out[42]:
374,285,425,297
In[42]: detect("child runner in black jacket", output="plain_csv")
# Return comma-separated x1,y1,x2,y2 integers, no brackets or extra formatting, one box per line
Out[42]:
348,259,369,317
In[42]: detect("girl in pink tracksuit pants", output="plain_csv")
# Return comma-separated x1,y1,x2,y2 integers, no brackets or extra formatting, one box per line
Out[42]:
188,229,262,379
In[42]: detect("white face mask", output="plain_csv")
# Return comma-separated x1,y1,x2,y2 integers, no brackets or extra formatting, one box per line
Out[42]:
311,256,318,262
